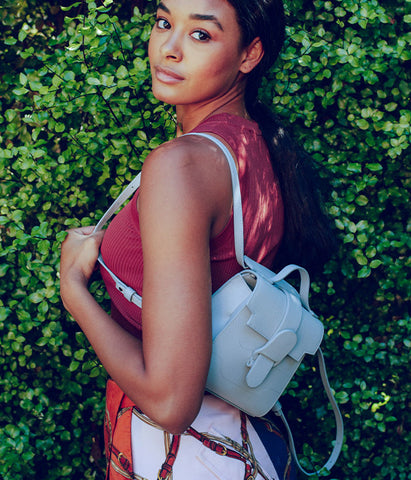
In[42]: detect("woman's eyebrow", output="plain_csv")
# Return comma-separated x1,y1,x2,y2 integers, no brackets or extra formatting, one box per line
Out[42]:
156,2,224,32
189,13,224,31
157,2,170,14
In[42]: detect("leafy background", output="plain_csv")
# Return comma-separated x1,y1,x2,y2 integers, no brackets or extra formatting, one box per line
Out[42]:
0,0,409,478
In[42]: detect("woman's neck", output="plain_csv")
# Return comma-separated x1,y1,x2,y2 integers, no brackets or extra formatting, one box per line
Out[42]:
175,90,249,136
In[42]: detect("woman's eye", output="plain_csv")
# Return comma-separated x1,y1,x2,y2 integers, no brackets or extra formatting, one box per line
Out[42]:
191,30,210,42
156,18,170,30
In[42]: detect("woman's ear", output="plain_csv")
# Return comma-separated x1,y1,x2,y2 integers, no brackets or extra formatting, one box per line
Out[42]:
240,37,264,74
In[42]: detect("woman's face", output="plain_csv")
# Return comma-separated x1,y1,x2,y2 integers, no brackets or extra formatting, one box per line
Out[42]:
148,0,247,107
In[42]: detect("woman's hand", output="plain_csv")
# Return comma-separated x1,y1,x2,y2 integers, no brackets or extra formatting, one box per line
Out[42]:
60,226,105,302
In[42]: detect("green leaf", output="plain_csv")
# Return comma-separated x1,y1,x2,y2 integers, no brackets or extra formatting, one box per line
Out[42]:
358,266,371,278
18,29,28,42
356,195,368,206
63,71,75,82
87,77,101,85
13,87,29,96
60,2,81,11
356,119,370,130
74,349,87,361
116,65,128,79
366,163,383,172
19,73,28,86
347,163,362,173
5,37,17,45
69,360,80,372
89,367,101,377
385,102,398,112
29,291,44,304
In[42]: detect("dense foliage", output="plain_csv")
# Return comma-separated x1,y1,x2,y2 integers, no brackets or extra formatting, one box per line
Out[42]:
0,0,409,478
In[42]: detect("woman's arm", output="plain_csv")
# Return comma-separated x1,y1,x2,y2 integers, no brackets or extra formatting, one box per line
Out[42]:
60,136,232,434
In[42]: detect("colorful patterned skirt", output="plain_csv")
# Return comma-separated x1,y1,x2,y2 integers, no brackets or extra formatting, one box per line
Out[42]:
104,380,295,480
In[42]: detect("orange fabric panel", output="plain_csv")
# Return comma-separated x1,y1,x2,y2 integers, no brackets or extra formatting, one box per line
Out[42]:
104,380,135,480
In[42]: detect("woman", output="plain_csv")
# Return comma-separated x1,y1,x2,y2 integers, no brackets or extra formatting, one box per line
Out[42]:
60,0,333,478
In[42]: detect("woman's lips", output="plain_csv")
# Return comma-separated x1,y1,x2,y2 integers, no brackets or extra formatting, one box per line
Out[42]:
154,66,185,84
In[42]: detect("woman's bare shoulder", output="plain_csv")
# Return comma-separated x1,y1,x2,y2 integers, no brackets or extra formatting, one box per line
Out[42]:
138,134,232,237
143,134,225,171
140,134,230,199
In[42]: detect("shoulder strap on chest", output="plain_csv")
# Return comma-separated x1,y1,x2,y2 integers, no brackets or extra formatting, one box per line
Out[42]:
93,174,141,234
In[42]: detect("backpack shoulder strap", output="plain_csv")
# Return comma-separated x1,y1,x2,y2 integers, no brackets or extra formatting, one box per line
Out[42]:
272,349,344,476
93,173,141,234
184,132,246,268
92,172,142,306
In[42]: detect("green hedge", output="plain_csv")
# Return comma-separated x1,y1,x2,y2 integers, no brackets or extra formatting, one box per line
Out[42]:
0,0,409,479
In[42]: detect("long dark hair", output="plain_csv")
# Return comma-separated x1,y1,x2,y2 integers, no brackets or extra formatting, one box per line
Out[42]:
229,0,336,274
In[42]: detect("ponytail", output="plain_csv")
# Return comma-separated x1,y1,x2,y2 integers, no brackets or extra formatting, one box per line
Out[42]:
228,0,336,274
247,99,336,274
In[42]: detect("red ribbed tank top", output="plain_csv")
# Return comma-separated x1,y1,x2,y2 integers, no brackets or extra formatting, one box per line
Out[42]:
100,113,284,337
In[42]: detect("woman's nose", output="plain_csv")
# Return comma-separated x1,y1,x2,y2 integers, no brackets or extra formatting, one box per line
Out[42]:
160,32,183,61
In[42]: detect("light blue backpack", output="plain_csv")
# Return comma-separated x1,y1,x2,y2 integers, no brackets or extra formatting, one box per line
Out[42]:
94,133,344,476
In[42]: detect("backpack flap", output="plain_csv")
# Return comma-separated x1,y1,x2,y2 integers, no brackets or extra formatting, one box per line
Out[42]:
244,276,324,393
245,271,302,337
244,274,302,388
